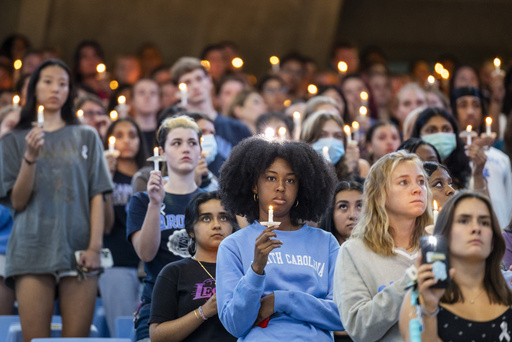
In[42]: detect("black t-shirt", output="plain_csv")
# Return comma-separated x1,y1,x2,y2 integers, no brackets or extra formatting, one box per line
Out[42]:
149,258,236,342
142,130,156,157
103,171,139,267
126,189,203,302
437,306,512,341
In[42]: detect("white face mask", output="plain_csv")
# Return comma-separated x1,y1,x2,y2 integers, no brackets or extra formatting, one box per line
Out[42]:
201,134,218,164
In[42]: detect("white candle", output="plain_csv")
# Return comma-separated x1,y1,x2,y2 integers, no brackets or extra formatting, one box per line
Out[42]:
278,126,287,142
344,125,352,143
117,96,128,118
108,136,116,153
268,205,274,223
466,125,472,146
433,200,439,225
12,95,20,108
485,117,492,136
494,58,501,75
352,121,360,143
360,91,369,107
37,105,44,126
322,146,331,162
96,63,106,80
270,56,280,73
293,112,301,141
179,83,188,107
153,147,160,171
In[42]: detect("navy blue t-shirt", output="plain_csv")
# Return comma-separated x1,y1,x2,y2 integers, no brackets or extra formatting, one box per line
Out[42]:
103,171,139,267
126,188,204,302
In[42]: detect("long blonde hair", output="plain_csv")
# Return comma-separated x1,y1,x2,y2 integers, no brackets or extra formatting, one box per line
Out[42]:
352,150,432,255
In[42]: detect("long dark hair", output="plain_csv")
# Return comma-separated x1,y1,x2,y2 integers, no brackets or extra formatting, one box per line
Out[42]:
320,176,364,241
184,191,239,256
15,59,78,130
411,107,470,189
104,118,148,169
73,40,105,84
434,191,512,306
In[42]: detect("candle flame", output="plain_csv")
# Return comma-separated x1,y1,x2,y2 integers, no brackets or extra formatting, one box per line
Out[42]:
77,109,84,118
96,63,106,73
13,95,20,105
283,99,291,107
178,83,187,91
466,125,472,132
232,57,244,68
441,69,450,80
434,63,444,74
360,91,368,101
359,106,367,116
433,200,438,210
38,105,44,112
307,84,318,95
485,117,492,125
14,59,22,70
293,111,301,119
352,121,359,130
110,80,119,90
343,125,351,135
201,60,211,71
337,61,347,73
110,110,118,121
494,58,501,68
264,127,275,138
427,75,435,84
278,126,287,136
269,205,273,211
109,136,116,145
118,96,126,105
269,56,279,65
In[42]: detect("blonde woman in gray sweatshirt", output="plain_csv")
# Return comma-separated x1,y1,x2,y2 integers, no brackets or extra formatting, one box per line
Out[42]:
333,151,432,341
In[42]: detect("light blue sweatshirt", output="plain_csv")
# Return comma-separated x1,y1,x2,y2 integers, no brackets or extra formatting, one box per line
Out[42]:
216,221,344,341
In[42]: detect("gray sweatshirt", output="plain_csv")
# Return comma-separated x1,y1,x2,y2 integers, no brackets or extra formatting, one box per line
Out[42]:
333,238,418,342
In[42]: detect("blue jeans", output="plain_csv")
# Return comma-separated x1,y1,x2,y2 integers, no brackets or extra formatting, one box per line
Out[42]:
98,267,140,336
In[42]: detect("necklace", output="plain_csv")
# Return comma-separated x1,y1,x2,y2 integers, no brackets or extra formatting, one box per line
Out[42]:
195,259,216,284
468,288,485,304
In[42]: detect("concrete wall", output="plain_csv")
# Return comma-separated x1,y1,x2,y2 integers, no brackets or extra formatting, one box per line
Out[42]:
337,0,512,70
1,0,343,78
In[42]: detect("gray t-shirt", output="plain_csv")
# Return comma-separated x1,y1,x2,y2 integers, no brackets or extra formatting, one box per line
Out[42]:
0,125,113,284
333,237,417,342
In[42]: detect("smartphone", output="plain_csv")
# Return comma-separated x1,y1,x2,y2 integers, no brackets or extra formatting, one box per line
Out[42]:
420,235,450,288
74,248,114,270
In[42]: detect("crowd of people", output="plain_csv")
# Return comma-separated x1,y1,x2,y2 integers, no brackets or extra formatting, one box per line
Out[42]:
0,32,512,342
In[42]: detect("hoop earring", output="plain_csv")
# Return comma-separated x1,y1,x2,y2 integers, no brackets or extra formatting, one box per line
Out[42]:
295,200,299,207
254,193,258,202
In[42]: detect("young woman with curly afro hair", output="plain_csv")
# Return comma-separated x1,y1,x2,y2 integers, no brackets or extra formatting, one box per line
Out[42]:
215,136,345,341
